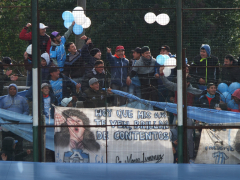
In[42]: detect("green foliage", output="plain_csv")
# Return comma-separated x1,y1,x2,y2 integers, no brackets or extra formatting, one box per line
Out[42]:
183,0,240,63
1,0,240,73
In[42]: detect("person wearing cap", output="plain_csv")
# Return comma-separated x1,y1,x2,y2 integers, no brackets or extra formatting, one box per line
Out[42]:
0,84,29,154
43,67,77,105
81,78,112,108
127,47,142,102
159,45,175,58
50,21,75,71
81,60,108,92
63,35,93,84
40,83,58,119
81,37,101,75
106,45,129,106
0,137,31,161
190,44,220,89
0,57,18,96
19,23,51,54
61,97,73,107
127,46,158,101
154,45,176,102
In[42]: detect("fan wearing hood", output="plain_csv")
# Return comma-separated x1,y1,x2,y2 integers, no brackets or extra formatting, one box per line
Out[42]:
231,89,240,112
41,52,56,81
190,44,220,87
24,51,55,83
0,137,31,161
0,84,29,155
0,84,29,115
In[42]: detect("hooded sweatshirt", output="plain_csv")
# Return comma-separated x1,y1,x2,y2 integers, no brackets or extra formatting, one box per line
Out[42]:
0,137,28,161
41,52,55,81
0,84,29,115
190,44,220,85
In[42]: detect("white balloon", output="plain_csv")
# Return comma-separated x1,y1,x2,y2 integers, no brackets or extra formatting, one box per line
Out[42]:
82,17,91,28
75,14,87,25
163,67,171,77
164,58,176,69
144,12,156,24
73,7,84,17
156,13,170,26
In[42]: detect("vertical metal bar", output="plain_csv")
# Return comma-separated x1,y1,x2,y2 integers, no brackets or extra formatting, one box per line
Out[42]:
32,0,39,162
182,49,188,163
176,0,183,163
37,8,44,162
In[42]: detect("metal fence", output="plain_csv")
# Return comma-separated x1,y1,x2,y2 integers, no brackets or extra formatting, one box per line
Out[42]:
0,0,239,164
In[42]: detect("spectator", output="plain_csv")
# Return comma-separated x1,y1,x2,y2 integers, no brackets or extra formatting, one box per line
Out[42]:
19,23,51,54
0,137,31,161
63,37,88,84
198,83,221,109
24,52,55,82
81,37,101,75
127,46,157,101
50,22,75,71
61,97,73,107
128,47,141,102
159,45,175,58
23,44,33,86
230,89,240,112
107,46,129,105
221,54,240,85
44,67,77,105
159,66,202,161
81,60,107,92
41,83,58,119
190,44,220,89
81,78,112,108
0,84,29,155
0,57,18,96
40,53,56,81
155,45,176,102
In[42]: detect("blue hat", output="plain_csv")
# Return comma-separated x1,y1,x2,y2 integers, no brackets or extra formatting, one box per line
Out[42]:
200,44,211,57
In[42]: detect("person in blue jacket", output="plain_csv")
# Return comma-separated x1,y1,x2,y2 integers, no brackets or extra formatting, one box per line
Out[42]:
50,21,75,71
43,67,77,106
0,83,29,155
106,45,129,106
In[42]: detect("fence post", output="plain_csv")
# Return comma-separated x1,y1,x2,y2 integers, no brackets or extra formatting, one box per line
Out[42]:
32,0,39,162
177,0,183,163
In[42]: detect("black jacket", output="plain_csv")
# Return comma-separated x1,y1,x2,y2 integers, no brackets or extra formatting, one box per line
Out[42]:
82,88,107,108
0,63,11,96
81,43,97,75
221,63,240,85
81,68,108,92
190,55,220,85
198,91,220,109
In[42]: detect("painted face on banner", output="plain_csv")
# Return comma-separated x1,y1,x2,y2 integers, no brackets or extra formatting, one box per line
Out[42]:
67,116,85,144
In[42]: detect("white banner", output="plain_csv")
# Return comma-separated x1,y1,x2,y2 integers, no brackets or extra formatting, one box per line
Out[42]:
195,127,240,164
54,106,173,163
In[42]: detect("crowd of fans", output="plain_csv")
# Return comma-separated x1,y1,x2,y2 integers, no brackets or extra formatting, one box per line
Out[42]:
0,21,240,162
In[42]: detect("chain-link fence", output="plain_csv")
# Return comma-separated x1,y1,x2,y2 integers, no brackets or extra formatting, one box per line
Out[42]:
0,0,240,164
